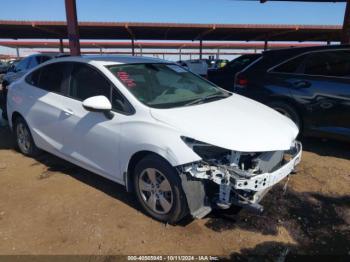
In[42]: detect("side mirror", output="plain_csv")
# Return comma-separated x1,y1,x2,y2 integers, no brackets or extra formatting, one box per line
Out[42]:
82,96,114,119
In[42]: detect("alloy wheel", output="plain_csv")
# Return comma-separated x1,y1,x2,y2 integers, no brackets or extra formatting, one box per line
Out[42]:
138,168,173,215
16,122,31,154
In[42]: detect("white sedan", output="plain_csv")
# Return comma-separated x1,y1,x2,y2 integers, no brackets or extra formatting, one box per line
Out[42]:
6,55,302,223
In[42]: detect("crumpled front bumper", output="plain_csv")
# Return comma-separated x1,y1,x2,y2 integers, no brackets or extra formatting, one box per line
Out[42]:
230,141,302,212
234,141,302,192
180,141,303,217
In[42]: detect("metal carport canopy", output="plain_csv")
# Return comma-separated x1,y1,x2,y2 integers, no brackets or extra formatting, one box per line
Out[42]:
0,20,342,42
254,0,349,43
0,40,323,49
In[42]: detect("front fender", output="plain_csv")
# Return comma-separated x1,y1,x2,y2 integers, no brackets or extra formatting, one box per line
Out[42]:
119,120,201,177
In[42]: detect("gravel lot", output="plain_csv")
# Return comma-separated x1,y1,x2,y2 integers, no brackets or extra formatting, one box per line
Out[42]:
0,116,349,259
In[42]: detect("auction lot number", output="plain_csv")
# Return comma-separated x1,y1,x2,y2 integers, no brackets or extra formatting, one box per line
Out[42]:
127,255,219,261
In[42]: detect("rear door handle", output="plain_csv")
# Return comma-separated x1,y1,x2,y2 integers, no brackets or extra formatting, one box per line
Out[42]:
292,80,311,88
63,108,74,116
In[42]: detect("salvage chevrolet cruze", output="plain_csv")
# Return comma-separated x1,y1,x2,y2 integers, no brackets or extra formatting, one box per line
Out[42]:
6,55,302,223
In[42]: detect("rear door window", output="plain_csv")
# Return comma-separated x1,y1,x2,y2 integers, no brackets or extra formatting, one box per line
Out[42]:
271,55,306,74
25,69,41,86
38,63,67,93
303,50,350,77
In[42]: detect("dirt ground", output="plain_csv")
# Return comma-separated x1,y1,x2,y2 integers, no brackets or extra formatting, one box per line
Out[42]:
0,116,349,259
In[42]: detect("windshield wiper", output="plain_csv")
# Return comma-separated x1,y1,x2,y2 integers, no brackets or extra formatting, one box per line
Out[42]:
185,93,230,106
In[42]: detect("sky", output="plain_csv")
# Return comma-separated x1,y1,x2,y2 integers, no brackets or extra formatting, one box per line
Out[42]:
0,0,347,59
0,0,346,25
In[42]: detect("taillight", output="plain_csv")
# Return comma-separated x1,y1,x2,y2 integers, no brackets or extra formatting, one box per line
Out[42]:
234,73,249,88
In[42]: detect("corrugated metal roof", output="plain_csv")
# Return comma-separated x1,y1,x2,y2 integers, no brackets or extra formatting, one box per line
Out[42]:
0,40,324,49
0,20,342,42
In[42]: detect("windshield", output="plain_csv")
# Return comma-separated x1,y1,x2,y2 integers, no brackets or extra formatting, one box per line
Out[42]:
107,63,229,109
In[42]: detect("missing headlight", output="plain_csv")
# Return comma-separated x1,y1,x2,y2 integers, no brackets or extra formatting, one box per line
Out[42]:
181,136,231,164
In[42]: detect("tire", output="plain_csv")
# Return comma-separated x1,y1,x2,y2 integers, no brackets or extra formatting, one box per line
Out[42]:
133,154,188,224
269,101,301,130
13,117,40,157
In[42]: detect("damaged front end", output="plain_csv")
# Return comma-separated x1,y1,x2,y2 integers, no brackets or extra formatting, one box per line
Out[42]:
177,137,302,219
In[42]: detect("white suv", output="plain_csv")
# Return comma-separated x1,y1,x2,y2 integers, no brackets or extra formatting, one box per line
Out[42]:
7,55,302,223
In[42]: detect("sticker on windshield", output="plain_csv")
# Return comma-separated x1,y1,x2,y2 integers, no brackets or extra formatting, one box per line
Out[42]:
116,71,136,88
166,65,187,73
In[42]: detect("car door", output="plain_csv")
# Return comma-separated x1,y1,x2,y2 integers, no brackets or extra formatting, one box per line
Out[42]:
290,50,350,137
21,62,71,154
58,62,130,181
265,54,308,103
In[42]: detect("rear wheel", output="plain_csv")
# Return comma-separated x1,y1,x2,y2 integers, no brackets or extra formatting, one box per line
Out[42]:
133,155,188,224
269,101,301,130
14,117,40,157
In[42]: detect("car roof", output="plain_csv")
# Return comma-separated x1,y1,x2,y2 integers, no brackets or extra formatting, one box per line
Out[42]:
240,53,261,57
263,44,350,56
52,55,169,65
243,44,350,73
25,53,64,58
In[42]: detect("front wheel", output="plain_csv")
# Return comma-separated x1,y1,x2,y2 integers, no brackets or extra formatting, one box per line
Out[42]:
133,155,188,224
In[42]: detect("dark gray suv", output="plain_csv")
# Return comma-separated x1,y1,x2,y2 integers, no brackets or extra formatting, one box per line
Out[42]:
234,45,350,142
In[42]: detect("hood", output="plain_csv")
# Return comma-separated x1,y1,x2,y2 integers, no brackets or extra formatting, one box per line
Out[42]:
150,94,299,152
